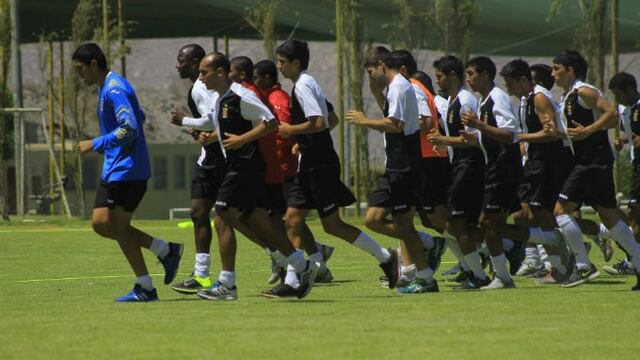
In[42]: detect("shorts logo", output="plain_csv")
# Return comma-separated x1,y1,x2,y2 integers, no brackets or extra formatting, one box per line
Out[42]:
107,199,114,204
394,204,408,211
558,193,568,200
486,204,500,210
215,200,227,206
451,210,464,215
323,203,336,212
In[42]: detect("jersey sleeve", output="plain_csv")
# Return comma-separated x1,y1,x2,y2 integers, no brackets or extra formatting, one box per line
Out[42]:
493,93,520,135
240,91,275,126
413,85,432,117
182,114,215,131
461,94,479,133
92,86,140,152
294,83,324,118
386,86,405,122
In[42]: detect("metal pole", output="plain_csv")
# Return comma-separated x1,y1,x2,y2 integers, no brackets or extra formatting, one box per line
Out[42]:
48,40,55,213
40,111,72,219
213,36,218,53
349,0,362,217
224,35,229,57
59,40,65,181
118,0,126,77
611,0,620,194
103,0,109,63
11,0,24,217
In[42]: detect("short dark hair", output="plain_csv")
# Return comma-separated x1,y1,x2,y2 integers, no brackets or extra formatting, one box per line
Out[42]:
255,59,278,81
230,56,254,78
433,55,463,81
530,64,554,90
363,46,390,68
499,59,531,81
553,50,588,80
72,42,107,70
205,52,230,72
466,56,496,81
392,50,417,75
609,72,637,92
411,71,436,95
179,44,206,61
276,39,310,70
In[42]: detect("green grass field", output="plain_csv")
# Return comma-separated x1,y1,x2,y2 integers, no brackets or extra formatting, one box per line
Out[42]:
1,218,639,359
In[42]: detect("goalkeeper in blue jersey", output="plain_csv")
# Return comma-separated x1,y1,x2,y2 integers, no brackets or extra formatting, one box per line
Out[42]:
73,43,183,302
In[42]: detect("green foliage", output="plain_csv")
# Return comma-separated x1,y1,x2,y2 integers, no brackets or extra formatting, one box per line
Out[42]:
434,0,477,62
244,0,281,60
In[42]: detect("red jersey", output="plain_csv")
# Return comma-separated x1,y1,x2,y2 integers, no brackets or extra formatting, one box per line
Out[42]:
409,78,448,159
242,81,285,184
260,84,298,178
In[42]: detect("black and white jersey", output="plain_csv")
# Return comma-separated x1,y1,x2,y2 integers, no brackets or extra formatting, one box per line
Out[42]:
212,82,274,172
440,88,483,163
183,80,226,169
561,80,613,167
478,86,521,183
434,94,448,122
520,85,565,162
412,81,432,118
381,74,422,172
619,100,640,163
291,71,340,172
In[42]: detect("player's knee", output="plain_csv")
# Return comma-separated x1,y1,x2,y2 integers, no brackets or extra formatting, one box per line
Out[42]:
190,208,210,228
91,218,111,238
364,213,380,231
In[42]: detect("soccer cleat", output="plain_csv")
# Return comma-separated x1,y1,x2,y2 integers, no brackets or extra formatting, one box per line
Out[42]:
480,277,516,290
515,260,545,277
441,262,462,276
593,236,614,262
397,278,439,294
115,284,158,302
456,275,491,290
506,241,526,276
295,261,320,299
159,242,184,285
425,236,447,272
315,267,334,283
320,244,336,263
379,275,390,288
262,283,299,298
267,257,285,285
196,281,237,301
396,275,416,288
450,270,471,283
171,273,212,294
602,259,635,275
536,268,571,285
561,264,600,288
379,248,399,289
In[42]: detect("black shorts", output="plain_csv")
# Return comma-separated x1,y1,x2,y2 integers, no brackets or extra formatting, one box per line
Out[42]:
448,160,484,222
94,179,147,212
558,164,616,209
369,171,423,214
190,166,225,200
214,171,267,213
518,159,557,212
629,162,640,208
264,183,286,215
287,167,355,217
484,181,521,214
420,157,451,213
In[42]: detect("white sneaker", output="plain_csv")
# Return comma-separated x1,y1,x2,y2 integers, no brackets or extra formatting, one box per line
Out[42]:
480,277,515,290
196,281,237,301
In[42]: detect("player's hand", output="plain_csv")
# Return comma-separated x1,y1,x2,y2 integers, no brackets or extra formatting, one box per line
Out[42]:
632,134,640,149
427,131,444,145
78,140,93,155
460,111,481,128
198,131,217,146
542,122,564,139
291,143,300,156
222,133,245,150
279,122,293,138
613,137,624,151
345,110,366,125
170,107,184,126
459,130,479,146
567,121,592,141
188,129,200,141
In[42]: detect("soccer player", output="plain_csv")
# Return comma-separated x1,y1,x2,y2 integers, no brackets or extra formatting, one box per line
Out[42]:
167,44,237,294
347,46,438,293
427,55,489,289
185,52,319,299
552,50,640,289
274,39,399,295
73,43,183,302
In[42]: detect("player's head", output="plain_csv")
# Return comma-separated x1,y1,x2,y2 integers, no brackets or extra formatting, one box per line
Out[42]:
276,39,309,80
466,56,496,93
411,70,436,96
176,44,205,80
363,46,393,89
230,56,254,84
72,42,108,86
433,55,463,94
552,50,587,87
254,59,278,90
392,49,417,78
199,52,230,90
499,59,532,97
531,64,554,91
609,72,639,106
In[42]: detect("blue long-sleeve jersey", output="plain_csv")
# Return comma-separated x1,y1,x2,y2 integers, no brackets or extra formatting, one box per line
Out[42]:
92,72,151,182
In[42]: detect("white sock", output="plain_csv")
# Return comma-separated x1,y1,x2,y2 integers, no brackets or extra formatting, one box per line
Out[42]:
529,227,561,246
309,252,326,271
136,275,153,291
415,267,434,283
149,238,170,259
269,250,288,268
418,231,435,249
525,246,539,258
546,255,567,275
400,263,417,281
538,245,552,271
609,220,640,270
352,231,391,263
284,264,300,288
556,214,591,269
218,270,235,288
463,251,488,280
194,253,211,278
444,233,469,270
285,250,307,273
502,238,515,252
479,244,490,256
491,253,511,281
598,223,612,240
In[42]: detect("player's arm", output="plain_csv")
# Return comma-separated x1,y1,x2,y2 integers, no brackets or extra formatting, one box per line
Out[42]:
568,87,618,140
90,87,140,153
344,110,404,133
224,95,278,150
461,110,515,144
427,130,479,148
279,85,328,137
326,101,339,130
520,93,561,143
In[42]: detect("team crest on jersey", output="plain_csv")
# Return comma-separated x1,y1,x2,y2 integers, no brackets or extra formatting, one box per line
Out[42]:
222,104,229,119
483,112,489,123
634,110,639,122
448,111,454,124
566,102,572,117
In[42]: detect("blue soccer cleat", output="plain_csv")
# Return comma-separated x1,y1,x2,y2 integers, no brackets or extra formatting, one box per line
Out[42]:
115,284,158,302
159,242,184,285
